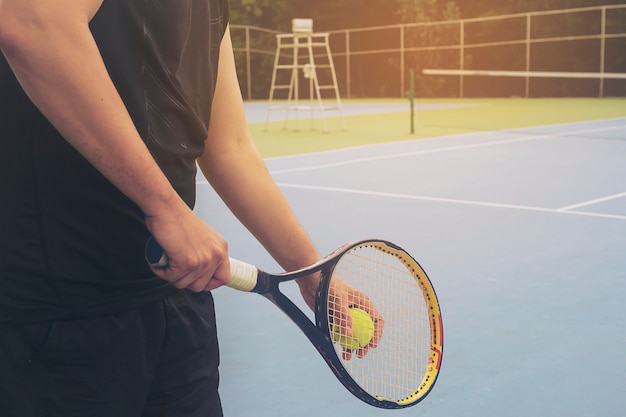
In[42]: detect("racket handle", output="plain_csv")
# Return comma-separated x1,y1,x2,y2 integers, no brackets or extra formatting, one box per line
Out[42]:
228,258,259,292
145,236,259,292
145,236,169,268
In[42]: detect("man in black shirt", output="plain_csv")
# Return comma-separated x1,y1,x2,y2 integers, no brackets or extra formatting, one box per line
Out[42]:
0,1,324,416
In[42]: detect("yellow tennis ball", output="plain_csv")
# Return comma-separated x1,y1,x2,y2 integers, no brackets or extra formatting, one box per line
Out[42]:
332,307,375,350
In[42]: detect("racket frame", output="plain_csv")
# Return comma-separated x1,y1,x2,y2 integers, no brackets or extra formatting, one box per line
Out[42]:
146,237,442,408
250,239,443,409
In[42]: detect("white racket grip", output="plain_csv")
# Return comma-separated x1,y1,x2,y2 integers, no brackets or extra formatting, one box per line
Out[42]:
227,258,258,292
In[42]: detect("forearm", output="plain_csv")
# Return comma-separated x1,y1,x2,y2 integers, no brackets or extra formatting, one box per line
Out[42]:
198,29,319,274
0,1,185,219
201,140,320,271
1,0,231,292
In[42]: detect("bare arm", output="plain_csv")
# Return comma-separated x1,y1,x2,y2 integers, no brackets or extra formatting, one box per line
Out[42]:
0,0,173,215
0,0,230,290
198,28,321,306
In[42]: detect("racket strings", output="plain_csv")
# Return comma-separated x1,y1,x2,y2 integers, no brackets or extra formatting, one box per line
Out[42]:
328,244,433,403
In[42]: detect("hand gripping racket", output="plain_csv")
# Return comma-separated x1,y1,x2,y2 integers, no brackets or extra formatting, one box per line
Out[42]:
146,237,443,409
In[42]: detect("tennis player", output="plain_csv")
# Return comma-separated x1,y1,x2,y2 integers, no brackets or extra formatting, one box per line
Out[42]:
0,1,324,416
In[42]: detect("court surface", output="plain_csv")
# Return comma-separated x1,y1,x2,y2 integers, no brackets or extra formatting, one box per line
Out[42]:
193,105,626,417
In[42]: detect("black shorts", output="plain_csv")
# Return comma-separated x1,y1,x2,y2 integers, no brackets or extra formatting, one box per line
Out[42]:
0,290,222,417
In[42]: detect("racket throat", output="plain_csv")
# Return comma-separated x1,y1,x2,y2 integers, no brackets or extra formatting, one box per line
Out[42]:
251,271,272,294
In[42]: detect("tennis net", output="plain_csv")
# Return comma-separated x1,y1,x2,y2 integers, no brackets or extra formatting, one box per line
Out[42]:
422,69,626,98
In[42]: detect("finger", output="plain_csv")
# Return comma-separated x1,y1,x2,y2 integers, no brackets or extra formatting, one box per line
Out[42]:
149,263,191,287
151,258,212,291
369,311,384,348
171,269,209,291
187,272,215,292
356,345,369,359
336,306,353,338
203,257,231,291
186,257,230,292
330,280,354,338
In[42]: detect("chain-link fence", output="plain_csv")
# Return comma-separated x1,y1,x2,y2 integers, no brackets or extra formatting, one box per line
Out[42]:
232,4,626,99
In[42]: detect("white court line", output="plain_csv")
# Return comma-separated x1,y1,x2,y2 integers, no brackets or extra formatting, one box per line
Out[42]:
277,183,626,221
264,116,626,162
197,121,626,219
557,191,626,211
269,123,626,175
271,134,549,175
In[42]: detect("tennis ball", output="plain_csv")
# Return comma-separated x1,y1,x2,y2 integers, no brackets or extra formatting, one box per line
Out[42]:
332,307,375,350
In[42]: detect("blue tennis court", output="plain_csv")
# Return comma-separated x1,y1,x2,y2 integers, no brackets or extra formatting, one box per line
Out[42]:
193,113,626,417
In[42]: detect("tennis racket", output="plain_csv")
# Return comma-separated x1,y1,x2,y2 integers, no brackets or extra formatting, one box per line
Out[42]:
145,237,443,409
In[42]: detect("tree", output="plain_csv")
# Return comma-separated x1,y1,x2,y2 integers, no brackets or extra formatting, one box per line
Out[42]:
393,1,462,96
229,0,625,98
454,0,626,18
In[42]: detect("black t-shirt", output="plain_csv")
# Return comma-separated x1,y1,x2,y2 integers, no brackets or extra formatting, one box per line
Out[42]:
0,0,230,326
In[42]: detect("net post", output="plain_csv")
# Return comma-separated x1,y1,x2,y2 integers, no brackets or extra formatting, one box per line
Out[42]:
405,68,415,134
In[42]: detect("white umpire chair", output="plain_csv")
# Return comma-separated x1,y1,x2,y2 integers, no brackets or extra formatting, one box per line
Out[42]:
265,18,344,132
